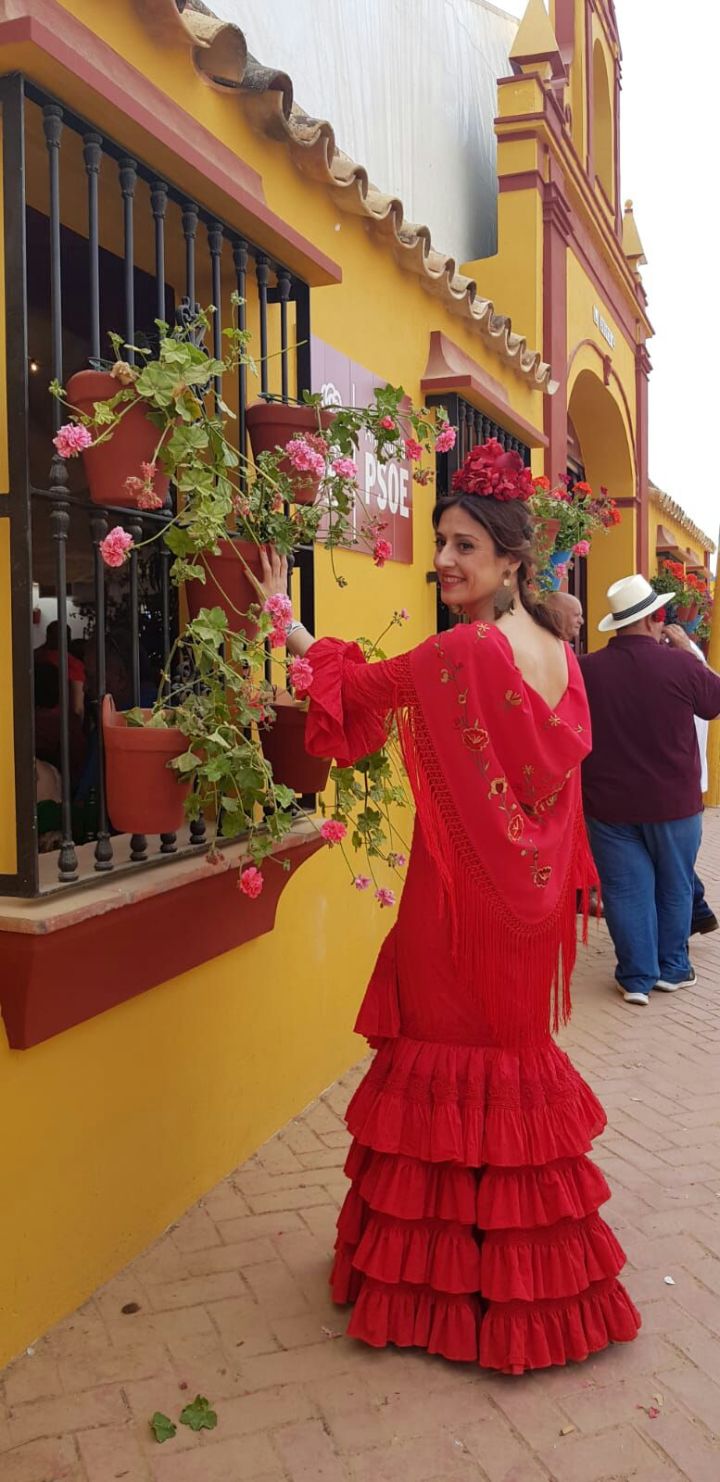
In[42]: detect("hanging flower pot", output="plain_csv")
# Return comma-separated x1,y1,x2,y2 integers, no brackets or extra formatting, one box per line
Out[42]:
538,547,573,593
66,371,170,508
261,693,332,794
185,538,263,638
102,696,191,835
246,402,334,504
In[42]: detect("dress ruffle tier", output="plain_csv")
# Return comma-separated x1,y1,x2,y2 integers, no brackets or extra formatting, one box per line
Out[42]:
331,1034,640,1374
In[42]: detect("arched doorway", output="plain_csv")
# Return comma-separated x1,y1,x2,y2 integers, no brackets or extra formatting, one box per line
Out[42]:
567,367,636,645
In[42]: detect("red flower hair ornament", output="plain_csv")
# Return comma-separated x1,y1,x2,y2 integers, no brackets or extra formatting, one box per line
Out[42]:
451,438,534,502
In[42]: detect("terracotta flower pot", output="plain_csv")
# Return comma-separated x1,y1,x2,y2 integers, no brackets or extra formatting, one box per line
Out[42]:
185,539,264,638
102,695,191,835
246,401,334,504
261,695,331,794
66,370,170,508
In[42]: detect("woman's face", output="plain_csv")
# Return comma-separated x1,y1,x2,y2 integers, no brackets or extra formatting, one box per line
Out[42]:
433,506,515,618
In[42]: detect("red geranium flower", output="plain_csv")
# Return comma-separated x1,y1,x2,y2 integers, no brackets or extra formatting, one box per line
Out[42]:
452,439,534,502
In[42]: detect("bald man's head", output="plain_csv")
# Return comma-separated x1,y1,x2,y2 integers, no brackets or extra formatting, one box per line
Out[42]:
544,591,584,642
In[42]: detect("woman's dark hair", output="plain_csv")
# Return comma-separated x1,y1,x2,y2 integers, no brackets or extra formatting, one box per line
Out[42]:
432,493,564,637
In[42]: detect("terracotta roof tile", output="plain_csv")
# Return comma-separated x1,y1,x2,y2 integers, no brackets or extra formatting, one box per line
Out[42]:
134,0,557,392
649,483,715,556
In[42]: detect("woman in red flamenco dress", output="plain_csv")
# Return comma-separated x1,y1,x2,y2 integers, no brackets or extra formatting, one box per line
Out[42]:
259,439,640,1374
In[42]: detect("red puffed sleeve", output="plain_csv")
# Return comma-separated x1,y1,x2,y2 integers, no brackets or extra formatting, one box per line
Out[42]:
305,638,414,766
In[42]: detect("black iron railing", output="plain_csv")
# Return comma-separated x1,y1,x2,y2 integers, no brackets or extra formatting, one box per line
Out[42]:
0,72,315,896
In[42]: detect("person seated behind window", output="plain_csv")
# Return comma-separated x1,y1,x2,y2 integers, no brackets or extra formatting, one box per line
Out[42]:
35,620,85,718
33,660,86,784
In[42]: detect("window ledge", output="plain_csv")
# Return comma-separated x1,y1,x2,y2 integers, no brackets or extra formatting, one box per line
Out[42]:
0,821,324,1049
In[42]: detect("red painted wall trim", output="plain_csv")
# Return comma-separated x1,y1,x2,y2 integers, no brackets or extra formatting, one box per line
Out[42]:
0,839,323,1049
585,0,595,179
0,6,342,287
498,171,545,195
635,344,651,575
542,169,570,481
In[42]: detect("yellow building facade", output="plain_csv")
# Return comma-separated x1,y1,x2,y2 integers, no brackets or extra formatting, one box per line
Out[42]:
0,0,687,1366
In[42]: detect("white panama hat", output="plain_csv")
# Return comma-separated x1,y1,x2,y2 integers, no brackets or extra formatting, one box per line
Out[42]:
598,574,669,633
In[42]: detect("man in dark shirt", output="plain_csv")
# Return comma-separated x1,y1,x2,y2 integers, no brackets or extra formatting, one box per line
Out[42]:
580,574,720,1005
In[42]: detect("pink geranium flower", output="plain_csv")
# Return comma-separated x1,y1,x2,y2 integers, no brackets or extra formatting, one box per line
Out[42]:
289,655,314,697
573,540,591,557
388,853,407,869
399,608,410,621
53,423,92,458
238,866,264,899
435,424,457,453
99,527,134,568
264,592,293,647
379,416,396,431
375,887,396,908
320,820,347,846
404,437,423,462
331,456,357,480
285,438,326,480
373,539,393,568
353,875,371,891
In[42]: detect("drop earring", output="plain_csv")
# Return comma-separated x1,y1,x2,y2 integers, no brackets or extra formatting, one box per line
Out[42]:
494,570,515,616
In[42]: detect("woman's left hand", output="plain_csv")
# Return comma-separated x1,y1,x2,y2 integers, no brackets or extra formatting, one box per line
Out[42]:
257,545,289,604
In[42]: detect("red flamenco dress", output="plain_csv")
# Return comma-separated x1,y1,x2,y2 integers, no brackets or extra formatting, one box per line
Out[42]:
305,620,640,1374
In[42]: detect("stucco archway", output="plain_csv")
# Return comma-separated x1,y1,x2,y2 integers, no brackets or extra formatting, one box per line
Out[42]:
567,366,636,643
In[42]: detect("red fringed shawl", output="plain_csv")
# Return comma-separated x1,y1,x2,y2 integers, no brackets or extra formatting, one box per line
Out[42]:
306,623,597,1037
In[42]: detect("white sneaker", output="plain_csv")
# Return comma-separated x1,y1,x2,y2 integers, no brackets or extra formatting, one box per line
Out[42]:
655,969,697,992
615,982,649,1005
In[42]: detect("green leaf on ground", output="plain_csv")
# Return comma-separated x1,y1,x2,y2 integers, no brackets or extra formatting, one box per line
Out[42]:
179,1395,218,1432
150,1412,177,1444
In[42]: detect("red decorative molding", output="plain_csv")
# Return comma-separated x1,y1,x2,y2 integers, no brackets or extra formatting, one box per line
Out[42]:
0,3,342,288
0,838,323,1049
635,342,651,575
498,171,545,196
542,170,570,478
420,332,548,447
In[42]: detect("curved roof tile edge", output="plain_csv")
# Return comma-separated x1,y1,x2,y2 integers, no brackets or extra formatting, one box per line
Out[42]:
649,484,716,557
135,0,558,393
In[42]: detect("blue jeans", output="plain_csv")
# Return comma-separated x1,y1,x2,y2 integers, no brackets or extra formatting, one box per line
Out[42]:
586,816,702,996
692,870,715,926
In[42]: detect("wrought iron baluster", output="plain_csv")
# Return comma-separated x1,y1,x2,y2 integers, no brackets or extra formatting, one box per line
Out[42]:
256,253,270,397
43,104,63,430
159,530,177,855
43,103,77,881
233,239,249,484
83,133,102,361
151,179,168,324
90,512,113,871
208,220,223,405
119,157,137,361
481,414,492,443
182,201,199,310
49,465,78,883
126,515,147,861
278,268,291,404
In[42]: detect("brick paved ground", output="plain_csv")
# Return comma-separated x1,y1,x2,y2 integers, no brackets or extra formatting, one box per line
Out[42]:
3,815,720,1481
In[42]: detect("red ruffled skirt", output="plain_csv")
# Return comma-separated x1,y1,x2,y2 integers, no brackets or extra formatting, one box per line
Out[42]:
331,1032,640,1373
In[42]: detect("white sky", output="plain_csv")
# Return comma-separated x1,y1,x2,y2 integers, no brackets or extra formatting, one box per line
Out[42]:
500,0,720,546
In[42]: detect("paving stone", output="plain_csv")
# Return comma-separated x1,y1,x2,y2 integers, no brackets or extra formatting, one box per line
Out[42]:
4,813,720,1482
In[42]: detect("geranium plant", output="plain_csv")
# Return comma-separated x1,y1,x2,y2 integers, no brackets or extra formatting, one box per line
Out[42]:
49,304,445,900
530,475,619,581
651,560,712,626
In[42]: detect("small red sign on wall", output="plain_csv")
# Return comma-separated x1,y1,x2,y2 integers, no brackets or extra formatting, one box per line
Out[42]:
312,337,413,565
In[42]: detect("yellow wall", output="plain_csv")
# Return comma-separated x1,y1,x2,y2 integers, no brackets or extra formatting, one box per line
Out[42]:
0,0,549,1365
